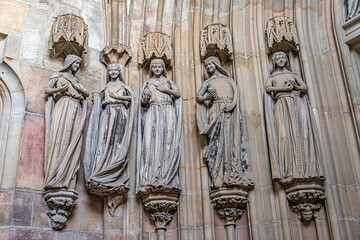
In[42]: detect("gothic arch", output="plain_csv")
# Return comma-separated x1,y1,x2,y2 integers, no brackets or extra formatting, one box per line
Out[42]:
0,61,25,188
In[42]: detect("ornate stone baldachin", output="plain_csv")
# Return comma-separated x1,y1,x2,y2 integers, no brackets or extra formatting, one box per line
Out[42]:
265,16,299,54
49,14,88,58
99,43,132,66
138,32,172,68
200,23,233,64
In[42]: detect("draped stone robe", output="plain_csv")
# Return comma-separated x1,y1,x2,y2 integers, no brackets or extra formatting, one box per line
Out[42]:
84,81,135,196
264,72,325,184
44,72,87,190
196,75,253,189
136,77,182,194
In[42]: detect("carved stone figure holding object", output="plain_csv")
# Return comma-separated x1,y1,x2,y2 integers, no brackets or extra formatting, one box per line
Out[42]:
264,51,325,186
196,56,253,190
84,63,135,216
136,58,182,195
44,54,89,230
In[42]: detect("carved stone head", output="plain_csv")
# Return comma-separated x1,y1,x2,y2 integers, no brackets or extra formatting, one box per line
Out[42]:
271,51,291,73
204,56,229,78
106,63,124,83
60,54,82,73
300,205,314,223
149,58,167,78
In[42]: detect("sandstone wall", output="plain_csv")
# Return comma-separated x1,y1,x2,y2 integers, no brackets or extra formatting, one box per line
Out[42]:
0,0,359,240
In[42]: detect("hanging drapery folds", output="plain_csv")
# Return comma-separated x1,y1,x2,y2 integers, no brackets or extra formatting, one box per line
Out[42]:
83,44,135,216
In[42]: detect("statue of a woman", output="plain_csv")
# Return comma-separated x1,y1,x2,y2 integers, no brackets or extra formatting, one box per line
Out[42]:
44,54,89,190
136,59,182,194
196,56,252,189
264,51,324,185
84,64,135,215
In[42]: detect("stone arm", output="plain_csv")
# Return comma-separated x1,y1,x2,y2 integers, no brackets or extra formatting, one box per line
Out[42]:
109,91,132,101
265,79,294,93
294,76,308,93
224,79,239,112
72,82,90,97
141,85,151,105
156,80,181,98
196,83,213,103
45,78,68,95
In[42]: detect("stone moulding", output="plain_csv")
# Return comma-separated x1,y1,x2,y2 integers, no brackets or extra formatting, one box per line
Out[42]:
49,13,88,58
284,181,326,224
99,43,132,66
200,23,233,64
140,191,179,230
138,32,173,68
265,16,299,54
44,189,79,230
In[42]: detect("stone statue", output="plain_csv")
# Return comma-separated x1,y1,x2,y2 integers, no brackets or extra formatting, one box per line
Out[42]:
84,63,135,216
44,54,89,190
196,56,252,189
136,58,182,194
44,54,89,230
264,51,325,185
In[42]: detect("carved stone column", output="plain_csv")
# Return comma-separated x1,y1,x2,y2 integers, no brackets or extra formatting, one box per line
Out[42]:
44,189,78,230
48,14,88,58
198,24,254,240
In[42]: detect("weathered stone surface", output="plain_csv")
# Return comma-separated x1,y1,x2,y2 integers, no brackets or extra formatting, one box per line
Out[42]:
0,0,27,33
11,191,34,226
0,191,14,226
17,114,45,191
9,228,55,240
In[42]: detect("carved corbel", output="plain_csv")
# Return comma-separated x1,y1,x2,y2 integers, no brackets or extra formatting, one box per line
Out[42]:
44,189,78,230
265,16,299,54
284,181,326,224
200,23,233,65
138,32,173,68
210,188,250,226
49,14,88,58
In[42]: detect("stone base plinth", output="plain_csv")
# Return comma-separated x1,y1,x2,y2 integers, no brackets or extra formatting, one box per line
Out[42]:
285,181,326,224
44,189,78,230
